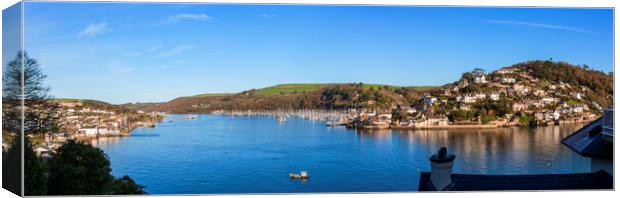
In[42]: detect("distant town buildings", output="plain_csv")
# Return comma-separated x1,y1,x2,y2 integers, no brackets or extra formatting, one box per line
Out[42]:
473,69,486,84
501,77,516,84
423,96,438,106
30,100,163,158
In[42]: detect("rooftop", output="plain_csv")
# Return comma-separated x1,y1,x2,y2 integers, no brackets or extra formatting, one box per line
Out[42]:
602,109,613,137
418,170,613,191
561,110,613,159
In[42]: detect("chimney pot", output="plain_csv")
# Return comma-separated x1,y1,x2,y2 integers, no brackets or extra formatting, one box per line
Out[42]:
429,147,455,191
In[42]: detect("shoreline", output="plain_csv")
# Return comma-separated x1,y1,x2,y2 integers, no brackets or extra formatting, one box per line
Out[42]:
391,124,499,130
68,113,597,141
70,115,164,142
389,119,595,130
175,112,598,130
73,126,153,142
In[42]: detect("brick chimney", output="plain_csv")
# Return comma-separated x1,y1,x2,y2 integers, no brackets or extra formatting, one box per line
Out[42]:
429,147,455,190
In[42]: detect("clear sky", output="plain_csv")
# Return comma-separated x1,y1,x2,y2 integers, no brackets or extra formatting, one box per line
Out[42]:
16,2,614,104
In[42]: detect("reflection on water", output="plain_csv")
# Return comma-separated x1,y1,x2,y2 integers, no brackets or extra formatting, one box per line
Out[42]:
88,132,161,147
96,114,589,194
88,136,121,147
390,125,588,174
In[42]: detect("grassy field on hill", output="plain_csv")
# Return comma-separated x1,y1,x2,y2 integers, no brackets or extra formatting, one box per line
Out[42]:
51,98,105,104
190,93,233,97
250,83,439,95
254,84,327,95
51,98,83,102
188,83,440,97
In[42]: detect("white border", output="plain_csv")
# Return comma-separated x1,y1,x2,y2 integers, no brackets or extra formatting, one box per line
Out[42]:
1,1,618,198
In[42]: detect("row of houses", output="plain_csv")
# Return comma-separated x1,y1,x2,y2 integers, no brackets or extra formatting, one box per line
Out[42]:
354,110,449,129
29,101,164,158
454,93,500,103
346,66,600,129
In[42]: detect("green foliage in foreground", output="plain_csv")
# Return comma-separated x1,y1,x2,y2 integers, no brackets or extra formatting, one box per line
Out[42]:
25,136,48,196
2,134,22,196
47,140,115,195
2,138,146,196
1,135,48,196
110,175,146,194
45,140,146,195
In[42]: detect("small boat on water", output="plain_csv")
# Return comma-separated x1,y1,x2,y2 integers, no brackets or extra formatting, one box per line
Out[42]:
184,115,198,120
326,120,348,127
276,115,287,122
289,171,309,179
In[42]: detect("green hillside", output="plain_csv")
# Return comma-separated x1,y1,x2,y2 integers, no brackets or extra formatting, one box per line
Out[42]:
51,98,137,113
404,86,439,91
254,84,328,95
190,93,233,97
251,83,439,95
52,98,85,102
188,83,440,97
52,98,106,104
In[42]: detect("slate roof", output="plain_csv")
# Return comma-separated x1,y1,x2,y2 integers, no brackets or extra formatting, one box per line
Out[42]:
561,116,613,159
602,109,614,137
418,170,613,191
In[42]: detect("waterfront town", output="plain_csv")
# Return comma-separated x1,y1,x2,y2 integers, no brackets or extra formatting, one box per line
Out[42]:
349,66,601,129
209,63,606,130
23,99,164,159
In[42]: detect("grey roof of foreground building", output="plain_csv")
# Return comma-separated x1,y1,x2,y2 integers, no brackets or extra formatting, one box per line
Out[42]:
562,109,613,159
418,170,613,191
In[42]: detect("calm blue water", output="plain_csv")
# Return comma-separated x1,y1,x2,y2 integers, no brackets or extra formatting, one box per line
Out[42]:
93,114,589,194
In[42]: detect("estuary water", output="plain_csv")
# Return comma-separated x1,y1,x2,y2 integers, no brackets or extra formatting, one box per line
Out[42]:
94,114,589,194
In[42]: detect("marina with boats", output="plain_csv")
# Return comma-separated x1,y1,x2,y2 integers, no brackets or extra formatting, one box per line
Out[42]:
209,108,596,131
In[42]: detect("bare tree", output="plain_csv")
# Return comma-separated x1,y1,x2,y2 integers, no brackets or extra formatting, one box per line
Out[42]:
2,51,59,136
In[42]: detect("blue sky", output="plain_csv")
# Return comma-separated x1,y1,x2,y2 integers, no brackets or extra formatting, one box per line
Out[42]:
15,2,614,104
2,2,21,74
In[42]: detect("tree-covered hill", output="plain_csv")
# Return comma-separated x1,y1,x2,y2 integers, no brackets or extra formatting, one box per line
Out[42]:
511,60,613,108
133,60,613,114
194,83,438,96
144,83,440,113
52,98,135,114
